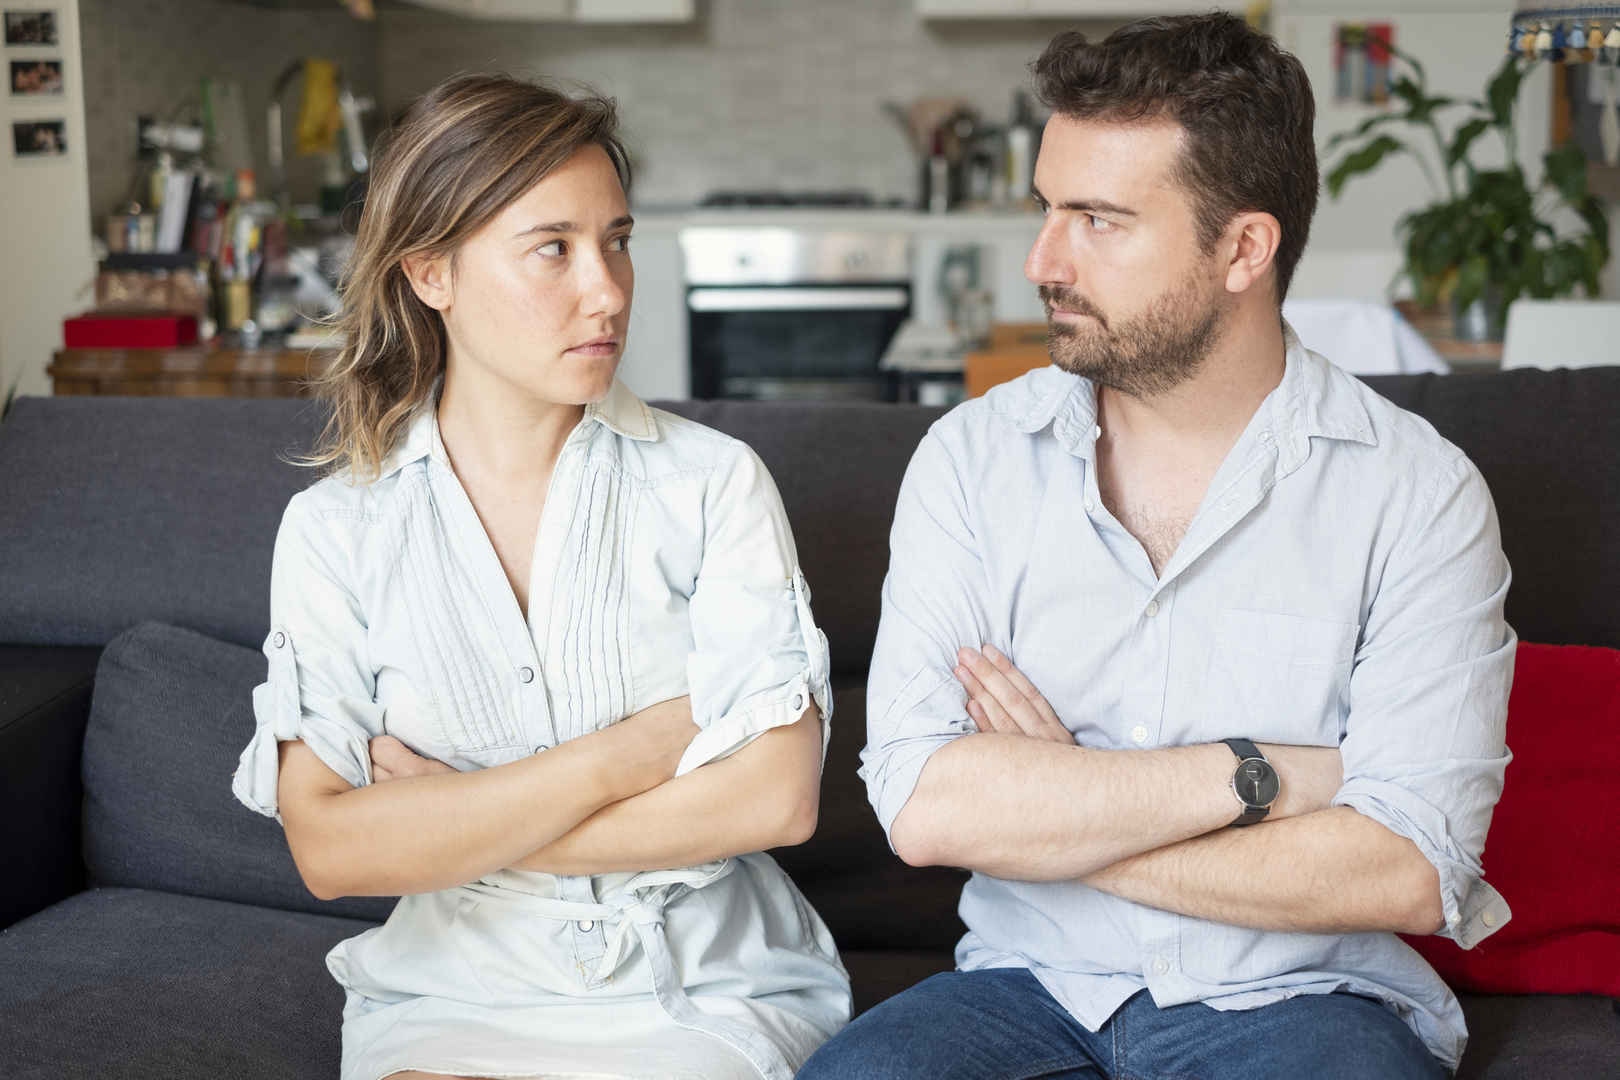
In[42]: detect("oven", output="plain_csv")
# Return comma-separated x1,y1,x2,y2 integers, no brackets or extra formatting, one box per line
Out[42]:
681,227,912,402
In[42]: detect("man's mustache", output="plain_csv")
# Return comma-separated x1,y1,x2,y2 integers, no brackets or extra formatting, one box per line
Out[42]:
1038,285,1108,331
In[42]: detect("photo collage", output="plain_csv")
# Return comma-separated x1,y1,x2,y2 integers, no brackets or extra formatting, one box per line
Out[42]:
5,8,66,161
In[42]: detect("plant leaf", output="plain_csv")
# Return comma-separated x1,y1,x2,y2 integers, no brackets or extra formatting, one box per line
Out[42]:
1327,135,1409,199
1486,57,1522,130
1543,141,1589,204
1445,117,1490,172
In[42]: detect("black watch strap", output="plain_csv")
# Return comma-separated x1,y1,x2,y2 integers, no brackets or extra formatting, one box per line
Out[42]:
1223,738,1273,827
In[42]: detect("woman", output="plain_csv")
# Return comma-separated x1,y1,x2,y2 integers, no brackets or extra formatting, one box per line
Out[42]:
232,74,850,1080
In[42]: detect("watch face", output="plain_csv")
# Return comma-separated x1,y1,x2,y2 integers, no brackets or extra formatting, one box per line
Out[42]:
1235,759,1280,808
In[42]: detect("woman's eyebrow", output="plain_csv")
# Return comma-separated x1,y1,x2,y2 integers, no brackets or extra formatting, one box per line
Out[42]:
513,214,635,239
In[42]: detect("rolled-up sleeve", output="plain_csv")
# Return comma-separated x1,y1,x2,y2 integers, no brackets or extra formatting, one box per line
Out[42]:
233,491,385,820
679,441,833,774
1334,452,1515,947
860,429,997,841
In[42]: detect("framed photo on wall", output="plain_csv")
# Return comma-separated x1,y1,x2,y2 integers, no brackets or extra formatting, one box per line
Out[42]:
3,9,57,46
10,57,60,95
12,117,64,157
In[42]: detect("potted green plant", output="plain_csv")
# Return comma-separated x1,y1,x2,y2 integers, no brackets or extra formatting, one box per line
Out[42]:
1325,47,1610,340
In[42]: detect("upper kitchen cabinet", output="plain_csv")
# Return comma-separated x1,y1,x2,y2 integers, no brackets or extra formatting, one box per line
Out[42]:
917,0,1229,15
403,0,693,22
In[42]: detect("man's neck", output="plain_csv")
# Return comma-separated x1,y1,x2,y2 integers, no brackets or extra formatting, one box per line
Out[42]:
1096,302,1287,453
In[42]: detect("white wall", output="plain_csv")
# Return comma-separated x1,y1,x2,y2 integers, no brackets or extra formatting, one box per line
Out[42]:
1276,3,1554,300
0,0,95,400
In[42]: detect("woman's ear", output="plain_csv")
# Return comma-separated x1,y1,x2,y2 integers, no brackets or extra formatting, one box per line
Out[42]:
401,252,453,312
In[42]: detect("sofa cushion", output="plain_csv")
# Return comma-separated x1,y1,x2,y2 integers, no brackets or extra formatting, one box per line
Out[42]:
1404,642,1620,995
0,396,323,649
655,401,947,674
770,675,969,953
83,621,397,923
1455,992,1620,1080
0,887,370,1080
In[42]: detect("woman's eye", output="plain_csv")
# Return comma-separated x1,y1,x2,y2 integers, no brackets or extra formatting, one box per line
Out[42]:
537,240,566,257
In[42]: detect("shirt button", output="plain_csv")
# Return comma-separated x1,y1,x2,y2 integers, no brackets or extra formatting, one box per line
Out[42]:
273,631,285,648
1259,429,1272,441
1481,911,1496,928
518,667,534,683
577,920,594,933
1131,725,1148,743
1144,600,1159,617
791,692,805,711
1084,498,1095,513
1448,913,1461,926
1151,957,1169,975
1093,424,1102,439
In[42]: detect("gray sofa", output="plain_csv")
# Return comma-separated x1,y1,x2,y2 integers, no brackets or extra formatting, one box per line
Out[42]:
1,372,1617,1078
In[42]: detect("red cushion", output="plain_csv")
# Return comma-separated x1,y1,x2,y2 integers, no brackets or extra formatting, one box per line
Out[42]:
1400,642,1620,994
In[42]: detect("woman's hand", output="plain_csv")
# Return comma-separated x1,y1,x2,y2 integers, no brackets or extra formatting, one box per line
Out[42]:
953,645,1075,744
370,735,456,782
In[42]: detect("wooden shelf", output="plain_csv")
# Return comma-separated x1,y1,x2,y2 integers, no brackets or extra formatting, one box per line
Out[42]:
49,343,336,397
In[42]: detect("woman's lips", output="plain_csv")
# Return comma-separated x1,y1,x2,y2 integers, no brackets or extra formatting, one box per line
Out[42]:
567,335,619,356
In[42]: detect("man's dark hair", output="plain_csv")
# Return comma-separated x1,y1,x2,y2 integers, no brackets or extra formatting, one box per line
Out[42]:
1032,14,1317,303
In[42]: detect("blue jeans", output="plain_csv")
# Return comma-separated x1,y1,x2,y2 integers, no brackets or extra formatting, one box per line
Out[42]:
797,968,1447,1080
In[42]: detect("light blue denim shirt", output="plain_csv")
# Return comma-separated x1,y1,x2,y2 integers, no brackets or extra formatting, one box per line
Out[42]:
860,330,1515,1072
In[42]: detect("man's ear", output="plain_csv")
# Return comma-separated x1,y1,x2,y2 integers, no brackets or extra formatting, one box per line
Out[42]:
401,251,453,312
1222,211,1282,299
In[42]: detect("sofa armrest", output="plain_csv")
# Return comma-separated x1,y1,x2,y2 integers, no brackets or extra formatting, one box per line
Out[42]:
0,645,102,928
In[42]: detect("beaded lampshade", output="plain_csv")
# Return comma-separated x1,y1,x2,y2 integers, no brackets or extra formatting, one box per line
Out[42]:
1508,5,1620,62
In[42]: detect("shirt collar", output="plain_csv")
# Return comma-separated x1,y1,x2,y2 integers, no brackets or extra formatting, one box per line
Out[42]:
375,377,658,481
1008,320,1377,462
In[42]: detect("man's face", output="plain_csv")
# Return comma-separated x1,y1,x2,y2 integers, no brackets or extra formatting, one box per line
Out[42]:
1025,115,1230,399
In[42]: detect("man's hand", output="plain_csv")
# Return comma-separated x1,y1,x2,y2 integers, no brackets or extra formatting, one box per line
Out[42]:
953,646,1074,744
953,645,1343,820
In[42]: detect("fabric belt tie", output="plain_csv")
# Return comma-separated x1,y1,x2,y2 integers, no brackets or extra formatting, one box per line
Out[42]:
449,859,793,1080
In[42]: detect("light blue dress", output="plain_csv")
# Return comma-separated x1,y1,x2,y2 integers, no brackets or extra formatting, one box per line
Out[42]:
234,380,850,1080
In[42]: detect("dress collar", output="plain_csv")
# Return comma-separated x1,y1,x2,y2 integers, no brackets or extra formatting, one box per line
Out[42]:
375,377,658,481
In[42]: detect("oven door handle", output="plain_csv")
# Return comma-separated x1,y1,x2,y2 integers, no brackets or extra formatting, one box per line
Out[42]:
688,287,910,312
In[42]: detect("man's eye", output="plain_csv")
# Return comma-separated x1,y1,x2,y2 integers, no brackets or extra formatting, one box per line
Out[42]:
609,235,631,253
537,240,566,256
1089,215,1113,231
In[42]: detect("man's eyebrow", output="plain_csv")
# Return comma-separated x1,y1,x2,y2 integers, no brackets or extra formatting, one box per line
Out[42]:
513,214,635,238
1030,186,1138,217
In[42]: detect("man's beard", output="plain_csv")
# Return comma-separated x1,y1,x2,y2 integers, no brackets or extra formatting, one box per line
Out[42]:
1040,273,1224,399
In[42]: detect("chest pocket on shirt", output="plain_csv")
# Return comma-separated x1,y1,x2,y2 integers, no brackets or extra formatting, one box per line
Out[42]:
1203,609,1358,745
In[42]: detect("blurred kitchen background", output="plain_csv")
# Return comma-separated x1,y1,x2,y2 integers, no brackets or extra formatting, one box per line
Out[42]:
2,0,1613,407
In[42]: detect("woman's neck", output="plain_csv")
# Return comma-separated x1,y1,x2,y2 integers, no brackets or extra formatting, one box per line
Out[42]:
435,357,588,488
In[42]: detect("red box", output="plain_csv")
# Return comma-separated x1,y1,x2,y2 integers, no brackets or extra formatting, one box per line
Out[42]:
63,312,198,348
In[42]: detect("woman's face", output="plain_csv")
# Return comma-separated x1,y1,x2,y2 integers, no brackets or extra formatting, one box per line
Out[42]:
413,144,634,409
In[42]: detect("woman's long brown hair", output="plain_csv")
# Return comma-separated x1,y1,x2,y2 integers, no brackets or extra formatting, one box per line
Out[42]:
305,73,632,481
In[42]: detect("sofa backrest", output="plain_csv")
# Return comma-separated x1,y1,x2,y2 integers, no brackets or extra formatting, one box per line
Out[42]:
0,397,323,650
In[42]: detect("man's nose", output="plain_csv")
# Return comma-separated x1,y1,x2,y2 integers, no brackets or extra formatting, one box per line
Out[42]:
1024,215,1076,288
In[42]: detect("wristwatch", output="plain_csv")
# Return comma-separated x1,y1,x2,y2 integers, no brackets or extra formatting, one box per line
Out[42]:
1223,738,1279,827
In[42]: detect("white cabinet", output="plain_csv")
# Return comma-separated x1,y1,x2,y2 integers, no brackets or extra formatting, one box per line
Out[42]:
574,0,695,22
918,0,1240,16
403,0,693,22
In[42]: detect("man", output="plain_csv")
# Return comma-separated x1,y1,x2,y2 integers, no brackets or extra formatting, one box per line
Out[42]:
799,14,1513,1080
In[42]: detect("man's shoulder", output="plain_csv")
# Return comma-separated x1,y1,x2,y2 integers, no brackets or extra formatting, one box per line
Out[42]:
1317,358,1471,480
928,365,1078,448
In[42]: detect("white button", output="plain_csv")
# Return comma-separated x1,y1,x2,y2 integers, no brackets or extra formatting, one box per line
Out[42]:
1084,498,1095,513
1131,725,1148,743
577,920,595,933
273,632,285,648
1093,424,1102,438
1481,911,1496,927
791,693,805,711
1259,429,1272,441
1151,956,1169,975
1448,913,1461,926
1144,600,1159,617
519,667,534,683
